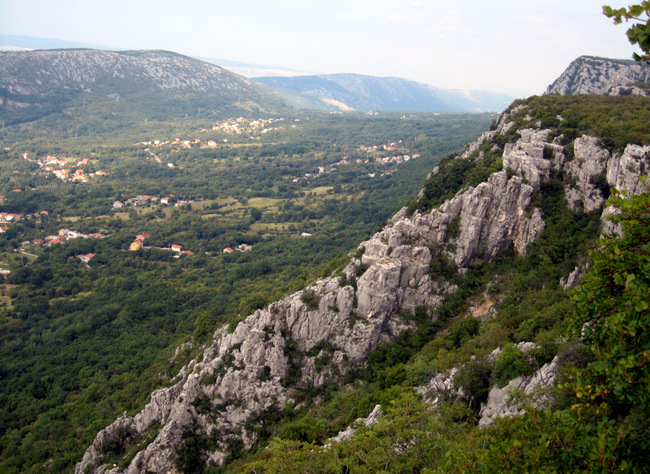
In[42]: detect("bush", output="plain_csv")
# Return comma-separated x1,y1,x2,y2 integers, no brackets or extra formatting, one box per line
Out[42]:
300,290,320,311
492,344,534,387
453,357,493,409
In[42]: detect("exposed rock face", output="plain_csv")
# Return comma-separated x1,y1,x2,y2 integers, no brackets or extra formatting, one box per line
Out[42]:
77,105,650,473
560,264,591,290
546,56,650,96
328,405,383,444
478,355,560,427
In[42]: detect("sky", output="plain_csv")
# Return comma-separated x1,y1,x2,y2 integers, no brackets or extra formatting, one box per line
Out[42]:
0,0,639,97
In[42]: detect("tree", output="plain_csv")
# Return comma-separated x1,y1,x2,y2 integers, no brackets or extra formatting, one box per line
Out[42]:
571,183,650,464
603,3,650,61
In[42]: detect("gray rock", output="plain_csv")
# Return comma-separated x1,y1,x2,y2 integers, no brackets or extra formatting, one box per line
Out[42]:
546,56,650,96
478,356,560,427
328,404,383,444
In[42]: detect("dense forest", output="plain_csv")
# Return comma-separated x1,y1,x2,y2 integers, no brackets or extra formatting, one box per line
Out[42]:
0,109,493,472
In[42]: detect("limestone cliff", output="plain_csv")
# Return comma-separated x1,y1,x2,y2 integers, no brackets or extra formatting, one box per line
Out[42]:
546,56,650,96
76,104,650,473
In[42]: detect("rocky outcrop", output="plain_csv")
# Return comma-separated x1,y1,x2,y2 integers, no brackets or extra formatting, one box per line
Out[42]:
478,355,560,427
546,56,650,96
76,261,432,473
328,405,383,444
77,104,650,473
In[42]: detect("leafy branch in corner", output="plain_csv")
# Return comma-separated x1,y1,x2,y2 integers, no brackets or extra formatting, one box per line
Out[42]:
603,2,650,61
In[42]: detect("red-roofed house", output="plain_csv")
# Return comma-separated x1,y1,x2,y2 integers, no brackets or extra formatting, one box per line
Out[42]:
79,253,95,264
171,244,182,252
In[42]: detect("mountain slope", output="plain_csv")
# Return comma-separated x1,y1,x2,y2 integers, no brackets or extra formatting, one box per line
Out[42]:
256,74,513,112
546,55,650,96
0,49,290,124
76,95,650,473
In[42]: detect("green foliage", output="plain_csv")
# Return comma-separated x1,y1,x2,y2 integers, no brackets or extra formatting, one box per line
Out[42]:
570,184,650,460
453,357,493,409
603,3,650,61
0,111,492,473
505,95,650,151
299,289,320,311
279,417,331,444
492,344,534,387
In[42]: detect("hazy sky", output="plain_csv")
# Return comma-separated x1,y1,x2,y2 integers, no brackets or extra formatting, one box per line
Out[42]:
0,0,638,97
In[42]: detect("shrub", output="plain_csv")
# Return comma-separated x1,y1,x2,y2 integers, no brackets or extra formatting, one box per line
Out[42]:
300,290,320,311
492,344,534,387
453,357,493,409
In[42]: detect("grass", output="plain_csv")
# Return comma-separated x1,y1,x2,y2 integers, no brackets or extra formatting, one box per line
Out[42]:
249,222,298,232
247,197,282,208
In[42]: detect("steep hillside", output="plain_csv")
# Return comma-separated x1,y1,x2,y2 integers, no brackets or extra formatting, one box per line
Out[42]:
546,55,650,96
256,74,513,112
0,49,290,125
77,95,650,473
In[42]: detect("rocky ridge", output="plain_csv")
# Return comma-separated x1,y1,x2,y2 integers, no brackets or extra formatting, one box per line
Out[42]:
0,49,259,96
76,106,650,473
0,49,288,121
546,56,650,96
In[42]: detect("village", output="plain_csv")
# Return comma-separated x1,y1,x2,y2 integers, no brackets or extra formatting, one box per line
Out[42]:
112,194,190,210
21,152,106,184
138,119,421,185
1,119,421,277
127,233,253,256
7,225,255,269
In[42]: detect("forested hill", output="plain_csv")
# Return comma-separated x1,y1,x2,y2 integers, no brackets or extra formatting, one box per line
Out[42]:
0,49,290,125
255,73,514,112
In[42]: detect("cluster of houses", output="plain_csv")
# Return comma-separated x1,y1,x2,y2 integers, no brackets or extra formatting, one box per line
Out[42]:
128,234,252,257
137,118,288,155
142,138,201,150
0,212,23,223
128,233,194,257
358,141,421,164
290,150,420,184
22,153,106,183
113,194,188,209
18,228,106,249
212,117,286,135
0,210,52,225
222,243,253,253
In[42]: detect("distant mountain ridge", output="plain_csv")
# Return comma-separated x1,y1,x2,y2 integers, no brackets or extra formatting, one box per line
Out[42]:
256,74,514,112
546,55,650,96
0,49,289,124
0,36,513,113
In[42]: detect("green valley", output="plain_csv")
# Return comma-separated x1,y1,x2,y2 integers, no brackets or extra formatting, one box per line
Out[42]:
0,109,492,472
